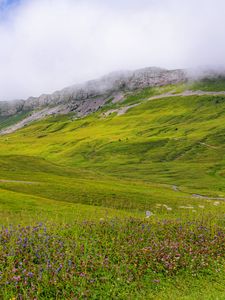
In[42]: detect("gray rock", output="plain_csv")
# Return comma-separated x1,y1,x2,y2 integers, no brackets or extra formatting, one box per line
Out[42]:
0,99,25,116
0,67,187,118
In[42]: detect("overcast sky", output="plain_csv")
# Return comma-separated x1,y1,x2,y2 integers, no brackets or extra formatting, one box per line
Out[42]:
0,0,225,100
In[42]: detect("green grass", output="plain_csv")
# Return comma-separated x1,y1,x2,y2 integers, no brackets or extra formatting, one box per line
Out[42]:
1,219,225,299
1,81,225,299
190,76,225,91
2,94,225,195
0,111,30,130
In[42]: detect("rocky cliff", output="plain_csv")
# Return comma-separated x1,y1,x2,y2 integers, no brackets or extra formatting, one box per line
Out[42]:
0,67,187,118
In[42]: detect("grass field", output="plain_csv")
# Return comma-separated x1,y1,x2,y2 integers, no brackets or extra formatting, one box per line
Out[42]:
0,81,225,299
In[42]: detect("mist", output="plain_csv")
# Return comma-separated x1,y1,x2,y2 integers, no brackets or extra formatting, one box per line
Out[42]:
0,0,225,101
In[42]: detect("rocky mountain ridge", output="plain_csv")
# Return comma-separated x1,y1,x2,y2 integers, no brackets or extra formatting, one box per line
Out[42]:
0,67,187,118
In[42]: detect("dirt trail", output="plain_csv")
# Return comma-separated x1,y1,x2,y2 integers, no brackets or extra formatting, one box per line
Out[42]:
102,90,225,118
148,90,225,101
0,179,38,185
102,104,139,117
171,184,225,201
2,90,225,135
191,193,225,200
199,142,219,149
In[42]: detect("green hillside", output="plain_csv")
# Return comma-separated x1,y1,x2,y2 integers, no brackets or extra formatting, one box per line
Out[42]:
0,111,30,130
1,82,225,299
1,92,225,206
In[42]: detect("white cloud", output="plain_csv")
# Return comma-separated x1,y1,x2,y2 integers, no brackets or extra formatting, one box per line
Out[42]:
0,0,225,100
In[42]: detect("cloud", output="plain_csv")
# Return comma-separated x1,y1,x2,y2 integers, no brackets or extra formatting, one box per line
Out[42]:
0,0,225,100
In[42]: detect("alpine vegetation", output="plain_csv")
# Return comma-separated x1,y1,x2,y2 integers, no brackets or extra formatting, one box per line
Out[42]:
1,0,225,299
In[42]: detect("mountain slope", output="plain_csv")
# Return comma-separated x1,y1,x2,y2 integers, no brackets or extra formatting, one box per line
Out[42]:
1,70,225,300
1,84,225,214
0,67,186,115
1,67,225,136
0,67,187,133
1,70,225,215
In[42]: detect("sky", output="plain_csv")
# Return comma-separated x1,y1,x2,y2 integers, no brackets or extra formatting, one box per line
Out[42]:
0,0,225,100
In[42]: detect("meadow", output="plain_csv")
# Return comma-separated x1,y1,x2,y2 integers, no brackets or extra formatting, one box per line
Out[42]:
0,81,225,299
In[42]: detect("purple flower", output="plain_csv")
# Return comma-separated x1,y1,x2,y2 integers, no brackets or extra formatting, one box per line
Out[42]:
13,276,21,281
152,279,161,284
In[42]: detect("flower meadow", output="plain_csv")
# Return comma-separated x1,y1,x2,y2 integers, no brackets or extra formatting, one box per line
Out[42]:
1,218,225,299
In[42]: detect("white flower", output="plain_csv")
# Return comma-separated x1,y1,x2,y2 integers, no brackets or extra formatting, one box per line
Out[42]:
145,211,153,218
214,201,220,206
198,205,205,209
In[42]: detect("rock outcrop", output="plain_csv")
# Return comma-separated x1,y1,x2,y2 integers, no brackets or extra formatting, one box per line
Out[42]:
0,100,24,117
0,67,187,118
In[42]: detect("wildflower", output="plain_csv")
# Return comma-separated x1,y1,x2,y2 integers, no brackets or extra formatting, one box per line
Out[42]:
68,260,72,267
152,279,160,284
56,265,63,273
145,211,153,218
12,276,21,282
89,279,96,284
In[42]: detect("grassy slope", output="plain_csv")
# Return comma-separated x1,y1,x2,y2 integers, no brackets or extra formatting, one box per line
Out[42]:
190,76,225,91
1,95,225,189
1,81,225,299
1,93,225,216
0,111,30,130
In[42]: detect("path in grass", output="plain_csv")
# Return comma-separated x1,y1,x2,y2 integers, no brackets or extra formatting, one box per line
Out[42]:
2,90,225,135
148,90,225,101
0,179,38,184
171,184,225,201
1,176,225,201
102,90,225,118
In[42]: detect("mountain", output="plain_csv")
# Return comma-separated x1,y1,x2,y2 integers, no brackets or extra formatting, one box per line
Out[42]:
0,67,186,126
0,67,186,115
1,66,225,299
1,68,225,211
2,66,225,134
1,67,225,135
1,66,225,200
1,69,225,199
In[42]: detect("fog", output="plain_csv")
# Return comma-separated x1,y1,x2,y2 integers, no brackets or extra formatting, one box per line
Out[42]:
0,0,225,100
